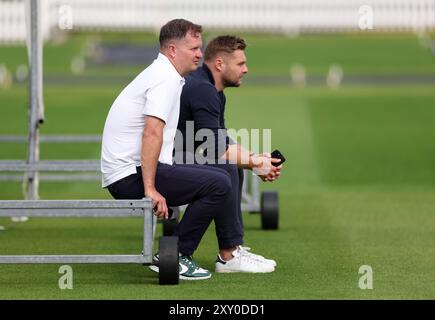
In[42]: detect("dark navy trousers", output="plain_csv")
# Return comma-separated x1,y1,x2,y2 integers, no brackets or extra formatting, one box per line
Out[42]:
107,162,244,256
206,163,244,251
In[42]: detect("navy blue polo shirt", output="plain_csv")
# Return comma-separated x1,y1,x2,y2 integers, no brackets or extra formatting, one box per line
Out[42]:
177,64,230,160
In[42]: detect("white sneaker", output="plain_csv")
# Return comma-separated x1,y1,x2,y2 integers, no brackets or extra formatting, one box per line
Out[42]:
238,246,277,267
215,247,275,273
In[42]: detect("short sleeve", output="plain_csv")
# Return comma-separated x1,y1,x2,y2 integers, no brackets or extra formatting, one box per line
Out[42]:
143,79,180,123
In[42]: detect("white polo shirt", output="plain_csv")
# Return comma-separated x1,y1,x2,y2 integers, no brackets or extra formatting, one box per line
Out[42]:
101,53,185,187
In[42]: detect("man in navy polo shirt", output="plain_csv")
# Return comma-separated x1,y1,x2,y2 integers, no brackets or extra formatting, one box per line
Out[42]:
177,36,283,273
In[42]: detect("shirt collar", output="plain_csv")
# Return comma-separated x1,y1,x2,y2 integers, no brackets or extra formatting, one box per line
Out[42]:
202,63,215,86
157,52,185,83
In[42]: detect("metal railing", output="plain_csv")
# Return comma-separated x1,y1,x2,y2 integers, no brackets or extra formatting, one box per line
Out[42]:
0,198,156,264
0,133,261,211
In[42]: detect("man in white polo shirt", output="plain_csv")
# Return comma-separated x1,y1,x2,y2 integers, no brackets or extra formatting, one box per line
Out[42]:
101,19,232,280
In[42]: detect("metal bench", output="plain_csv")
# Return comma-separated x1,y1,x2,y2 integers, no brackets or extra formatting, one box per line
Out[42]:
0,199,179,285
0,156,279,229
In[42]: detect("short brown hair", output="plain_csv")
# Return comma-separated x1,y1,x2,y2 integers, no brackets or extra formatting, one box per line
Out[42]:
159,19,202,48
204,35,247,61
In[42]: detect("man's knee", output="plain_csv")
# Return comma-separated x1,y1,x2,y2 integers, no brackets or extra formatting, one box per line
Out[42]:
210,171,232,196
208,163,238,178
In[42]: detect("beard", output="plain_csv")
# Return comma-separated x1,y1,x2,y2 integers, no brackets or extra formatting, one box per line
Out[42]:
222,76,241,88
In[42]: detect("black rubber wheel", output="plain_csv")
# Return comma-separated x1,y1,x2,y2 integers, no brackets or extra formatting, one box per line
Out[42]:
261,191,279,230
162,219,178,236
162,207,179,236
158,236,179,285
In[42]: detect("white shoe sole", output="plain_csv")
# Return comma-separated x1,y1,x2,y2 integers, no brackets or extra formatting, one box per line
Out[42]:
215,267,275,273
264,261,277,268
149,265,212,280
149,265,159,273
179,274,212,280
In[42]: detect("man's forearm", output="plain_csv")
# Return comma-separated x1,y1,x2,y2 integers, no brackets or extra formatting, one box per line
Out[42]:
141,130,163,193
224,144,262,169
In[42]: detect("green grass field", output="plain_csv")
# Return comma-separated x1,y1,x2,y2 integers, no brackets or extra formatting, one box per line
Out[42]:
1,33,435,299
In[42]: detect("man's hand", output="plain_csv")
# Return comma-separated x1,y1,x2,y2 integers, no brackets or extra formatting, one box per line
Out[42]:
252,153,283,182
145,187,169,220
